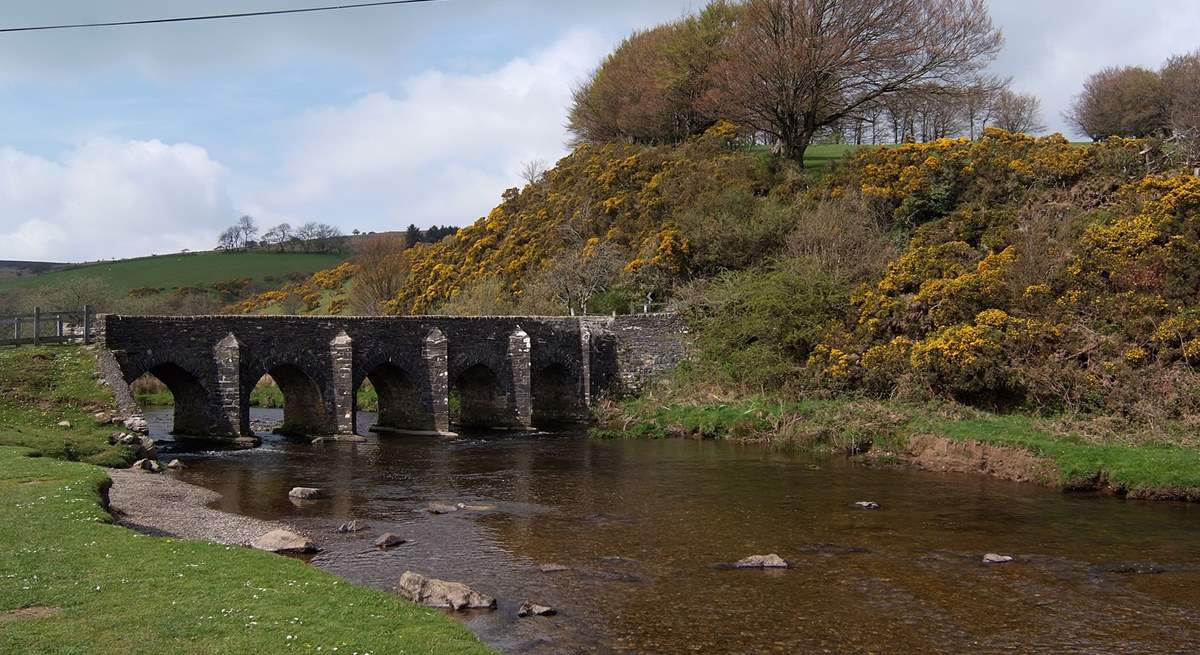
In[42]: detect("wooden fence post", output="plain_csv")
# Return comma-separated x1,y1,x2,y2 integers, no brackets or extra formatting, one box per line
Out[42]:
12,316,19,343
32,307,40,346
83,305,91,345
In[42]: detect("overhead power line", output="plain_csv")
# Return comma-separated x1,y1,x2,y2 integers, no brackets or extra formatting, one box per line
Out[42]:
0,0,443,34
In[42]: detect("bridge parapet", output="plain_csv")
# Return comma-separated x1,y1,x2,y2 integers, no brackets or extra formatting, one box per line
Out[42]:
98,313,687,444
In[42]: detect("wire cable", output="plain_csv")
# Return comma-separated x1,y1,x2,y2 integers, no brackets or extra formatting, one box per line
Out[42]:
0,0,443,34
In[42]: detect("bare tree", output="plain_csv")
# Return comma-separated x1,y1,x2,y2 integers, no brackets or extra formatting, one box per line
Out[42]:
539,244,624,315
520,158,547,185
960,79,1005,139
349,234,409,315
992,89,1046,134
237,215,258,247
217,226,241,251
261,223,293,251
704,0,1002,164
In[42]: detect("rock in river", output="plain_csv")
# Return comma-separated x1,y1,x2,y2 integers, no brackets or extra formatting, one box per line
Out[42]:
426,502,460,514
131,458,161,473
289,487,323,500
250,529,317,554
375,533,406,549
854,501,881,510
735,554,790,569
166,459,184,470
517,601,557,617
983,553,1014,564
397,571,495,611
336,519,368,533
539,563,570,573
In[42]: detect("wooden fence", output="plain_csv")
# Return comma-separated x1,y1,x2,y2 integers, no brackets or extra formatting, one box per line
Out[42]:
0,306,94,346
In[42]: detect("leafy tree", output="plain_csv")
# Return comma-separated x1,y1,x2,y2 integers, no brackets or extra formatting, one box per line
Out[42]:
568,1,739,145
1066,66,1168,139
1161,51,1200,164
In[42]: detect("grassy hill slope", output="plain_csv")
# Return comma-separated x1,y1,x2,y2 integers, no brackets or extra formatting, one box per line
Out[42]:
0,251,348,297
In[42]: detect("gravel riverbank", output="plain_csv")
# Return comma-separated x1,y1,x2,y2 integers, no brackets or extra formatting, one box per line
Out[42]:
107,469,293,545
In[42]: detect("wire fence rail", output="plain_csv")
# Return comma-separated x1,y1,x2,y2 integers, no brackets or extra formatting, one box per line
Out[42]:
0,306,95,346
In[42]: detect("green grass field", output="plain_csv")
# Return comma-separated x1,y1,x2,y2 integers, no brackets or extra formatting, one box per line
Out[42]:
0,345,491,654
0,448,490,655
0,251,349,296
0,346,130,466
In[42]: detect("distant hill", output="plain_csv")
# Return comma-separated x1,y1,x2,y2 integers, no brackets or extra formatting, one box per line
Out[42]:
0,251,350,296
0,261,66,279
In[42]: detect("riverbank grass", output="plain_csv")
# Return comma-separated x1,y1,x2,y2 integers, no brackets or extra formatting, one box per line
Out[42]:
0,447,491,655
597,394,1200,495
0,346,129,466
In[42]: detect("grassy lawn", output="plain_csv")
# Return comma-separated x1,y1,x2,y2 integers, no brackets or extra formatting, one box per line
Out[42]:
0,251,348,296
0,447,490,655
0,346,129,466
597,394,1200,495
0,345,492,653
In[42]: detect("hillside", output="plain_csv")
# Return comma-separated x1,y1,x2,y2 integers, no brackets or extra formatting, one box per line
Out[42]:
0,251,348,297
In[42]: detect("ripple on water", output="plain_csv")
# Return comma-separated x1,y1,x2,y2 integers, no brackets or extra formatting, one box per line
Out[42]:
146,407,1200,654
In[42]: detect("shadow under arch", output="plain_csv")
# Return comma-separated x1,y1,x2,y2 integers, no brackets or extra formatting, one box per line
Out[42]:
135,362,209,436
357,361,423,432
532,362,584,427
453,363,503,428
256,363,326,436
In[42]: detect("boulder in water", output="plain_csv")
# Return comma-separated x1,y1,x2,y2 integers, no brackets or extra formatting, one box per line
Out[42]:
983,553,1013,564
396,571,495,611
336,519,368,533
735,554,789,569
517,601,556,617
131,458,161,473
374,533,406,549
250,529,316,553
288,487,323,500
854,501,880,510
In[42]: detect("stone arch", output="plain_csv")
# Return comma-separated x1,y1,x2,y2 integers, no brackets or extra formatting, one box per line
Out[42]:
358,362,422,432
453,363,503,428
135,362,210,436
531,362,584,426
260,363,326,436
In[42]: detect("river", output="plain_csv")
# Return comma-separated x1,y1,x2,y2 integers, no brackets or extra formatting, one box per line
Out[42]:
146,408,1200,654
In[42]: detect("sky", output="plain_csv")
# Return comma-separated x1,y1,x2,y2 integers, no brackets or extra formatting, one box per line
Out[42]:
0,0,1196,263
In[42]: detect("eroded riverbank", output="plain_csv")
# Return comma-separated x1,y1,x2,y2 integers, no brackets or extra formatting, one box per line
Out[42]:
148,408,1200,655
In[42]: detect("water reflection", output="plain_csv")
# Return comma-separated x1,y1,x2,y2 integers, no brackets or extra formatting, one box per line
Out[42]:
149,408,1200,654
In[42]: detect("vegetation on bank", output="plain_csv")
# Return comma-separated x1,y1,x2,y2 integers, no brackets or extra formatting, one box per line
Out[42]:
0,448,490,654
0,346,129,467
595,391,1200,496
0,345,490,654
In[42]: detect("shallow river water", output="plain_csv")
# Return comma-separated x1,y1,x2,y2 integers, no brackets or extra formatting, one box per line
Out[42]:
148,408,1200,654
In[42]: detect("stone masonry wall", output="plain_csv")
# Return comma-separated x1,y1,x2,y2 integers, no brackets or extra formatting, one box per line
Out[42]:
99,313,690,441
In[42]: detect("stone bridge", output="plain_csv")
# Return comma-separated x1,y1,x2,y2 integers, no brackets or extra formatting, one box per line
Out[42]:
97,314,687,445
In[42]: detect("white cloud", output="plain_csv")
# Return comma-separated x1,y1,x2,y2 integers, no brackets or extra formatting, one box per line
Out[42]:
0,139,233,261
251,30,610,231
